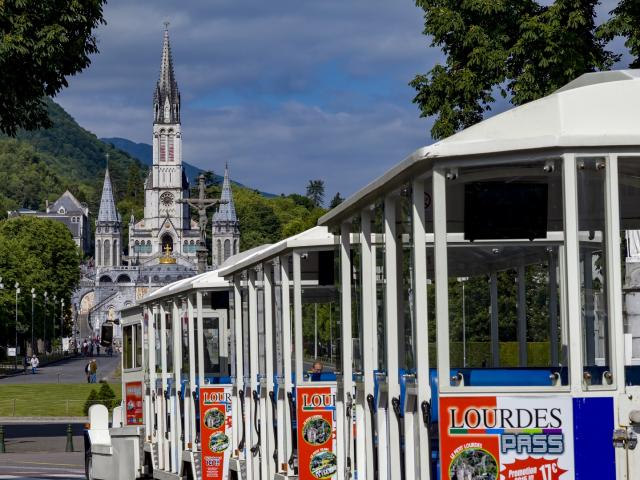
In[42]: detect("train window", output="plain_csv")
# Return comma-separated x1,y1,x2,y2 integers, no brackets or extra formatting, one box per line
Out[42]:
444,160,567,386
154,311,161,374
203,317,220,375
165,311,173,373
577,157,611,386
135,324,142,369
618,157,640,385
301,248,339,379
181,304,190,375
123,325,133,370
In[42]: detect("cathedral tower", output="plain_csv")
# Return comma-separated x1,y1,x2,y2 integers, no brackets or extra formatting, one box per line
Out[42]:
129,25,200,263
95,168,122,268
212,164,240,266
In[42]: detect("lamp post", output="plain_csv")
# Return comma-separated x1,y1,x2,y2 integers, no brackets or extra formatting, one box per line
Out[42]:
15,282,20,370
31,288,35,355
0,278,4,359
61,298,65,353
52,295,57,352
43,291,48,355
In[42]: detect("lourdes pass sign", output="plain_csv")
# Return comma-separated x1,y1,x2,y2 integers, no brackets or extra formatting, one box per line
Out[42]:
439,396,574,480
297,385,338,480
199,386,233,480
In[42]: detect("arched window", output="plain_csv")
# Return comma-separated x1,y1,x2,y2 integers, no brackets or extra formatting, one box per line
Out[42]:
146,240,151,253
96,240,102,266
216,240,222,264
224,239,231,261
117,274,131,283
99,275,112,283
112,240,118,266
161,234,173,254
103,240,110,266
134,240,140,253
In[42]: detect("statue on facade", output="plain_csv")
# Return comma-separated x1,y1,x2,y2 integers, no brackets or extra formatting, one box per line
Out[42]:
177,174,226,273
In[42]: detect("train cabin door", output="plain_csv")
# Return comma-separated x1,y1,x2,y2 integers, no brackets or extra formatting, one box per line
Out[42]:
195,289,234,479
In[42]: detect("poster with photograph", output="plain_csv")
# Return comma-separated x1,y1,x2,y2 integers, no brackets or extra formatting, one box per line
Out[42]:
199,385,233,480
296,385,338,480
439,396,574,480
125,381,144,426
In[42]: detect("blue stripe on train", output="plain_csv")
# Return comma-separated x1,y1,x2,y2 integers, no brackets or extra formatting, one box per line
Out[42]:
573,397,615,480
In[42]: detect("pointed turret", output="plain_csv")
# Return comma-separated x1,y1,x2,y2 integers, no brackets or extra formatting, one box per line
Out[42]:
95,167,122,268
213,164,237,223
97,168,120,224
153,23,180,124
212,164,240,266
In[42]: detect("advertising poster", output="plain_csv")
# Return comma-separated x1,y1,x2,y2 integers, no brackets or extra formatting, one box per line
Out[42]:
296,385,338,480
439,396,574,480
125,381,144,425
199,385,233,480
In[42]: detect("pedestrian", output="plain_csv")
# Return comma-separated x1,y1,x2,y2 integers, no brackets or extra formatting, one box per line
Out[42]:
85,361,91,383
89,359,98,383
82,340,88,356
30,355,39,374
23,355,29,375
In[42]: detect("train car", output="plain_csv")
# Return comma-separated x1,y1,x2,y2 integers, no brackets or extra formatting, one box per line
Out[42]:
85,70,640,479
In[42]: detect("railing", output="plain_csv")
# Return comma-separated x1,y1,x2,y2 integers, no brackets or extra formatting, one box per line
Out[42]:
0,351,78,375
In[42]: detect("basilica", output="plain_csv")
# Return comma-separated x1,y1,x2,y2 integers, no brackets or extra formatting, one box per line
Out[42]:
74,27,240,338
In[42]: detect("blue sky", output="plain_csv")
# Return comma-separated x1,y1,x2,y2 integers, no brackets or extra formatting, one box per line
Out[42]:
57,0,626,201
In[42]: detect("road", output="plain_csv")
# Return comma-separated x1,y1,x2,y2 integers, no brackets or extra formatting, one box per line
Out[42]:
0,422,86,479
0,452,85,479
0,354,120,385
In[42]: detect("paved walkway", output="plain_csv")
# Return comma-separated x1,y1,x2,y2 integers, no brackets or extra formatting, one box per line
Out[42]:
0,452,84,479
0,354,120,385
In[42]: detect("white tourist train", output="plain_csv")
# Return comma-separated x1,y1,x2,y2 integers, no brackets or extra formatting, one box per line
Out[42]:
84,70,640,479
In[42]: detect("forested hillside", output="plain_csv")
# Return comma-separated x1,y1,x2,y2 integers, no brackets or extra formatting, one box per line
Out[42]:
0,99,324,256
0,99,145,221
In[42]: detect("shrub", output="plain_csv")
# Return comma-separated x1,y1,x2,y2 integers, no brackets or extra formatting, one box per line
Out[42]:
83,389,98,415
97,383,117,411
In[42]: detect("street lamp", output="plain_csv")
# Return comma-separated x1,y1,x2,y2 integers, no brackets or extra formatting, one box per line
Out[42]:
52,295,57,352
0,278,3,359
31,288,35,355
61,298,65,353
15,282,20,370
43,291,48,354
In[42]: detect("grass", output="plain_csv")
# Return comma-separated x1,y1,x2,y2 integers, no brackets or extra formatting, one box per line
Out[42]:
0,383,122,417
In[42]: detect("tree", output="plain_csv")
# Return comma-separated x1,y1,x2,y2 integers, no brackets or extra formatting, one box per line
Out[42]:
0,216,80,348
202,170,216,186
306,180,325,208
410,0,615,140
329,192,344,209
0,0,107,135
598,1,640,67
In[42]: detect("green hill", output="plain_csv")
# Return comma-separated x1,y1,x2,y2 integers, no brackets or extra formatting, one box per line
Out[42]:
0,99,324,254
0,99,146,220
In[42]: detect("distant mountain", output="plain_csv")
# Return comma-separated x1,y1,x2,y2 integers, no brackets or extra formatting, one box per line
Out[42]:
102,136,275,196
101,137,212,184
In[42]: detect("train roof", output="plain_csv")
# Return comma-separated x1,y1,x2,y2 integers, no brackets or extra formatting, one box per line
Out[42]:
217,226,335,277
319,69,640,227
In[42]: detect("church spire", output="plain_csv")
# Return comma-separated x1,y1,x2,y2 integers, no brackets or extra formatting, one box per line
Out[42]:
154,23,180,124
97,168,120,224
213,164,238,223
